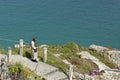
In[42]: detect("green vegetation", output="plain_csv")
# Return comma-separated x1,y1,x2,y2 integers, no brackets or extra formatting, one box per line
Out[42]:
48,42,83,58
0,46,6,54
0,41,118,77
9,62,43,80
23,46,31,58
12,48,19,55
69,56,98,74
47,53,68,74
38,42,99,74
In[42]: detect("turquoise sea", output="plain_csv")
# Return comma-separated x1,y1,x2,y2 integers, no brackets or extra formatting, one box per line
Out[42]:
0,0,120,50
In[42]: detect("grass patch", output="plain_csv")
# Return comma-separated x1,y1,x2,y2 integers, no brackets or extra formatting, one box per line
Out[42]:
36,42,99,75
12,48,19,55
46,43,99,75
47,53,68,74
23,46,31,58
69,56,98,74
0,46,6,54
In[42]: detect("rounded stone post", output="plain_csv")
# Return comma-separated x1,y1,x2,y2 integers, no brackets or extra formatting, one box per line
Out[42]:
84,74,87,80
43,48,47,63
7,47,12,63
69,64,73,80
19,39,23,56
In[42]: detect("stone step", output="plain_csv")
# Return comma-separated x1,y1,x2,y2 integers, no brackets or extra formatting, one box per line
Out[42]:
10,55,67,80
46,71,67,80
0,54,67,80
35,62,58,76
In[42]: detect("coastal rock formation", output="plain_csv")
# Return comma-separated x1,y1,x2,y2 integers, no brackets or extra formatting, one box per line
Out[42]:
89,45,120,67
92,70,120,80
89,44,109,52
76,51,120,80
78,51,110,71
104,50,120,67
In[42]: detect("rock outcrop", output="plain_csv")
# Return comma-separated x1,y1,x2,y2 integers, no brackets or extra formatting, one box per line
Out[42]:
76,51,120,80
104,50,120,67
89,44,109,52
89,45,120,67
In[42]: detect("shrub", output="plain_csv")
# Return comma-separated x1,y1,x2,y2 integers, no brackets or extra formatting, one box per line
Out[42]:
63,42,81,53
59,42,82,58
12,48,19,55
0,46,6,54
9,62,36,80
9,62,25,80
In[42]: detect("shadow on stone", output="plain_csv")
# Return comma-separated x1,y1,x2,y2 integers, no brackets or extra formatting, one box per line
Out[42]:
38,56,43,62
25,51,31,59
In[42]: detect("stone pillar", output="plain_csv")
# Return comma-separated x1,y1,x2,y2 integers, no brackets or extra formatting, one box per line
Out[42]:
69,64,73,80
84,74,87,80
43,48,47,63
7,47,12,63
19,39,23,56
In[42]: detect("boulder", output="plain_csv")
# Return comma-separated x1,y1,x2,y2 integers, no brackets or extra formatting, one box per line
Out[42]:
106,50,120,66
89,44,109,52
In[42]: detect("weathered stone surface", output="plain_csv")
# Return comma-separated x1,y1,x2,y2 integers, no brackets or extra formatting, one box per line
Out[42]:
79,51,110,71
105,50,120,66
62,59,71,65
73,72,84,79
89,45,120,67
46,71,67,80
89,44,109,52
39,44,48,48
0,54,67,80
53,53,61,58
77,51,120,80
11,55,67,80
92,70,120,80
0,54,6,59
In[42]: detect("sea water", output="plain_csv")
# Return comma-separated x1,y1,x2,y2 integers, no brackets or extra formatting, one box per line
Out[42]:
0,0,120,50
